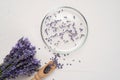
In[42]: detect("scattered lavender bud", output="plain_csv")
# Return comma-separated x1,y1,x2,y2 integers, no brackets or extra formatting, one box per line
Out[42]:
54,14,57,17
44,46,46,49
51,54,63,69
73,16,75,19
80,34,85,38
52,78,55,80
45,28,48,35
38,48,41,50
75,43,77,46
53,53,56,55
72,59,75,62
49,50,51,52
67,53,69,56
79,28,83,32
61,9,63,12
50,43,52,45
63,54,66,57
64,16,67,18
44,62,47,64
72,22,75,27
63,58,65,61
80,23,82,25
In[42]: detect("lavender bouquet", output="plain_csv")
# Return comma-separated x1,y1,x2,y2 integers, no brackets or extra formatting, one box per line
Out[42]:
0,37,41,80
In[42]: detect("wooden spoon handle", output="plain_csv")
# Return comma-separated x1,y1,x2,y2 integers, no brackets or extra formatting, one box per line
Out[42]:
31,61,56,80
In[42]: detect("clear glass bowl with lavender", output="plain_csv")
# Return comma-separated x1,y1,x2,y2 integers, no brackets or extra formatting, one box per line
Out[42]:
41,6,88,54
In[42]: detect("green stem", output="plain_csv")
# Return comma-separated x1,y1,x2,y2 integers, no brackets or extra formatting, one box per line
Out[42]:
0,64,2,76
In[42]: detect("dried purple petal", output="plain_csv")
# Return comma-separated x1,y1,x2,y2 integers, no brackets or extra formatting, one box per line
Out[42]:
52,53,63,69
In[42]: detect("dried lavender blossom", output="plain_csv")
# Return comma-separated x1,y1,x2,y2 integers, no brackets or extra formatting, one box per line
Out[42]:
52,53,64,69
0,37,41,80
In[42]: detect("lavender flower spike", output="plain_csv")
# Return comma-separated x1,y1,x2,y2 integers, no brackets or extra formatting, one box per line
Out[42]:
0,37,41,80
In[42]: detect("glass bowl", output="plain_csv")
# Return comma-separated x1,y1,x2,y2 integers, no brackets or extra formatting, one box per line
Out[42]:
41,6,88,54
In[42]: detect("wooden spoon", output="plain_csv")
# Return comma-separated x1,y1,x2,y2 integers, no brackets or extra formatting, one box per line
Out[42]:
31,61,56,80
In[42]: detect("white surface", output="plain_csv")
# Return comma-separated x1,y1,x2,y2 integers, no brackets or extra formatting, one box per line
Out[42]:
0,0,120,80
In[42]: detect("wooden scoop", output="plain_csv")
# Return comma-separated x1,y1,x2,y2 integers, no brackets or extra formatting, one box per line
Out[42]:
31,61,56,80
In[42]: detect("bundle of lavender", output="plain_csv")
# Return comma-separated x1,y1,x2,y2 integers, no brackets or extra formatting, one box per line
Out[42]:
0,37,41,80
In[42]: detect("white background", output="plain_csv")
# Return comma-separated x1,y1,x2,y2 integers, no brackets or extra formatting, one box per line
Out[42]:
0,0,120,80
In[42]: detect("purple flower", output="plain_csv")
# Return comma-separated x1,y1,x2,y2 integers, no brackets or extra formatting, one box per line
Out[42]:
0,37,41,80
